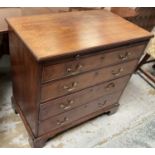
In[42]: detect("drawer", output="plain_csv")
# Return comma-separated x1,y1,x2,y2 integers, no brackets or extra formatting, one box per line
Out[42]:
41,60,137,102
39,91,122,135
42,43,145,82
40,75,130,120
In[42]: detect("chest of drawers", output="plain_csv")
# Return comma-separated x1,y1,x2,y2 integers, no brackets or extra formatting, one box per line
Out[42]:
7,10,153,147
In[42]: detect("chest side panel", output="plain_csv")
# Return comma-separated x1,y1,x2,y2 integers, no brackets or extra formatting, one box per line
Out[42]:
9,30,41,137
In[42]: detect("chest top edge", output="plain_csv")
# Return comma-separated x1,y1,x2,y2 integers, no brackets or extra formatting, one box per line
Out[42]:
6,10,153,62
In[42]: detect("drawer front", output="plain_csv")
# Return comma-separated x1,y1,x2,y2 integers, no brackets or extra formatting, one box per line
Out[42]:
42,43,145,82
40,75,130,120
41,60,137,102
39,92,122,135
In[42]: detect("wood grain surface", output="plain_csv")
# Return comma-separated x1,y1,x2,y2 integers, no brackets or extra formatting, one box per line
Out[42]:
42,42,145,82
41,60,138,102
39,91,122,135
8,10,153,147
6,10,153,61
40,75,130,120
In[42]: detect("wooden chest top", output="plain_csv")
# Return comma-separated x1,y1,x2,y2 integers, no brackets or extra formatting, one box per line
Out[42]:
6,10,153,61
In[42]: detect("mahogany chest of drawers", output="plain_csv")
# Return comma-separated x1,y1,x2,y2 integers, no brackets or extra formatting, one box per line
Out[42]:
6,10,153,147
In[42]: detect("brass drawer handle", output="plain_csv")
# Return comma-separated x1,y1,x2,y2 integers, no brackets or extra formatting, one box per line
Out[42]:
66,64,83,74
98,100,107,107
63,82,78,92
66,67,72,73
118,51,131,61
60,100,74,110
112,68,124,76
57,117,69,126
105,82,115,90
76,64,83,71
75,54,80,60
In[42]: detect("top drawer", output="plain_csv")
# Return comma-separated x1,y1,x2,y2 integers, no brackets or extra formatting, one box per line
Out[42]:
42,43,146,82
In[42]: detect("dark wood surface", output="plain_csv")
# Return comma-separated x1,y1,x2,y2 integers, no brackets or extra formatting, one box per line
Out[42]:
0,31,9,57
42,42,145,82
9,30,41,137
32,103,120,147
40,75,130,120
111,7,138,18
111,7,155,87
111,7,155,32
8,10,152,147
41,60,138,102
39,91,122,135
6,10,153,61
